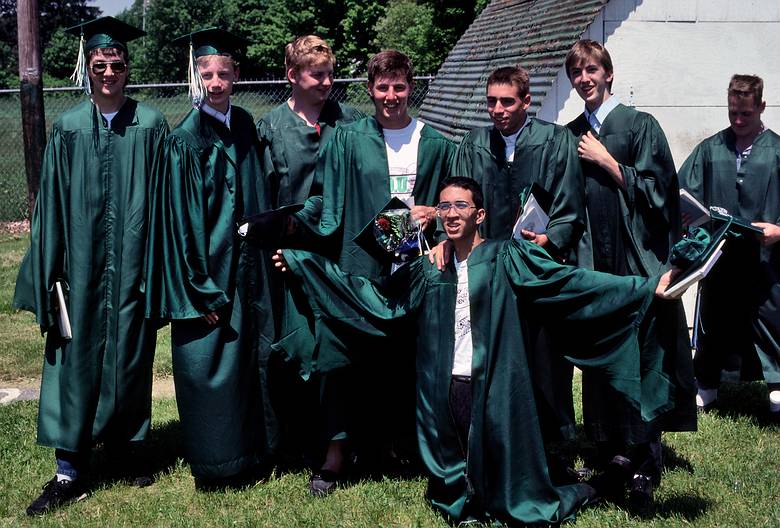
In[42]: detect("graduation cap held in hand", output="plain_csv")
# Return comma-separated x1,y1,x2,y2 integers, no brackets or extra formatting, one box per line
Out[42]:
238,204,304,247
354,198,425,265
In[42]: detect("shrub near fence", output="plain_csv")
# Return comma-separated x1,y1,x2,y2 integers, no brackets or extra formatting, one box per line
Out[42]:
0,77,433,223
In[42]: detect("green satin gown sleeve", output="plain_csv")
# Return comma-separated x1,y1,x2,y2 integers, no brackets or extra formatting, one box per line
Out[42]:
144,128,238,319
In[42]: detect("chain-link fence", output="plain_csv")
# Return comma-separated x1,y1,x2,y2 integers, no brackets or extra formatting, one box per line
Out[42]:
0,76,432,223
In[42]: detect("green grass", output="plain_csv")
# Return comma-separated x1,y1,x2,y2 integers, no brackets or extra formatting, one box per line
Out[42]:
0,385,778,527
0,233,171,381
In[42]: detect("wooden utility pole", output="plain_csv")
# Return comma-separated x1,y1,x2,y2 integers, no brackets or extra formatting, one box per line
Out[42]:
17,0,46,216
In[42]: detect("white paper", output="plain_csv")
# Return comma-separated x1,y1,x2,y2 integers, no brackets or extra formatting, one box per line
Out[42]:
512,194,549,240
54,281,72,340
680,189,710,228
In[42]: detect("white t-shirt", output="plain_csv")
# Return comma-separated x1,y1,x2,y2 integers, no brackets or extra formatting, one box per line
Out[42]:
501,115,530,162
385,118,425,206
451,256,473,377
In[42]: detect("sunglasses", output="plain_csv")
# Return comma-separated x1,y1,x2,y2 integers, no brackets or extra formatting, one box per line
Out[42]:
91,61,127,75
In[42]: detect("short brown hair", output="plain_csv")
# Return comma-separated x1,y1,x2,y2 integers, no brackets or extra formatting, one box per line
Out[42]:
367,50,414,85
565,40,614,89
88,47,128,64
486,66,530,98
728,74,764,106
285,35,335,72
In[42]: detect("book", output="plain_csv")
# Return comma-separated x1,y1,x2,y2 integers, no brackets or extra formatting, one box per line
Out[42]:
664,239,726,298
513,183,551,239
54,281,72,340
679,189,710,228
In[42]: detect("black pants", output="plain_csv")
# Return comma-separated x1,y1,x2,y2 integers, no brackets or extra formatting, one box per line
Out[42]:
449,376,472,456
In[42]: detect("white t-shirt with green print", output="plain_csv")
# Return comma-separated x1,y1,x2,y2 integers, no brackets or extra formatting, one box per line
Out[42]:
384,117,425,207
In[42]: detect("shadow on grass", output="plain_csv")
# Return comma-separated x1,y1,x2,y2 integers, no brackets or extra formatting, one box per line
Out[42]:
704,381,778,427
87,419,183,491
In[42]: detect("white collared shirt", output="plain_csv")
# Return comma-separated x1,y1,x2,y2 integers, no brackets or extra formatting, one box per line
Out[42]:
500,115,530,162
584,96,619,134
201,102,232,130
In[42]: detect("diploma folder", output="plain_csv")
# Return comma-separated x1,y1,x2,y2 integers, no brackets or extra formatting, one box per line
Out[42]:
679,189,710,228
513,183,552,239
664,239,725,297
54,281,72,340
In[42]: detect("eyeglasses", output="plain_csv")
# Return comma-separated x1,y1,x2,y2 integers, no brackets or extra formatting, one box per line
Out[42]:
436,201,476,214
91,61,127,75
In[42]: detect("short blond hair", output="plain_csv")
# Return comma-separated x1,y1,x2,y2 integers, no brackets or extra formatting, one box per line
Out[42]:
285,35,335,72
196,54,238,69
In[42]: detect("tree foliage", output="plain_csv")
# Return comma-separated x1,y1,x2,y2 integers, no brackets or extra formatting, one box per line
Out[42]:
0,0,99,88
4,0,490,86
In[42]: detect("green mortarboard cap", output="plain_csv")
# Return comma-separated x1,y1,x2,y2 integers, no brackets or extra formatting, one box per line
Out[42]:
172,27,249,58
65,16,145,53
64,17,144,95
172,28,249,107
354,198,424,265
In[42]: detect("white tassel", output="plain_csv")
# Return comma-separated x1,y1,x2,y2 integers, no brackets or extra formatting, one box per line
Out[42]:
187,42,207,107
69,34,91,95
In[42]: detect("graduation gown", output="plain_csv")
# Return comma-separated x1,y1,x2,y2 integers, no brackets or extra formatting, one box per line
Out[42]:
453,120,586,259
454,121,586,438
13,98,168,451
276,116,456,372
281,239,685,525
679,128,780,385
144,106,274,479
257,99,364,207
256,100,363,458
567,103,694,441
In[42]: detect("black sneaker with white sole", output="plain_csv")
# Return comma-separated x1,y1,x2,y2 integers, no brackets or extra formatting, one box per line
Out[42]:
26,477,88,516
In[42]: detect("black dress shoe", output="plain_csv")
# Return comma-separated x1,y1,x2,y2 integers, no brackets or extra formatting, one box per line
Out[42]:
628,473,654,512
588,455,633,503
26,477,88,516
309,470,339,497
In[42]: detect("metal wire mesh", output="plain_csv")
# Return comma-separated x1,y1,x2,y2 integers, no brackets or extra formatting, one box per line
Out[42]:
0,77,432,222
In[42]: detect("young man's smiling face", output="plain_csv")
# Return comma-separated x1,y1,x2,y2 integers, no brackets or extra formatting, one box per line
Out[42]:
728,95,765,141
88,48,128,102
568,58,613,112
438,185,485,242
198,56,239,113
369,73,412,129
289,61,334,105
486,82,530,136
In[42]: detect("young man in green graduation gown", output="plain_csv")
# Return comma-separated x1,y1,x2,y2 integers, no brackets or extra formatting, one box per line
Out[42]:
283,49,455,494
273,177,687,525
13,17,169,515
453,66,585,261
256,36,363,464
257,35,363,206
144,29,273,486
679,74,780,421
565,40,695,505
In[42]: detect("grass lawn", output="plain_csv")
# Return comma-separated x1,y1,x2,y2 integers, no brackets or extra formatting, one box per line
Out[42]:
0,232,778,527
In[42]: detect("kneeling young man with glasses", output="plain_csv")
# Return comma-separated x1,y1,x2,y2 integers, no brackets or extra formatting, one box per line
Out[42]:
273,177,689,525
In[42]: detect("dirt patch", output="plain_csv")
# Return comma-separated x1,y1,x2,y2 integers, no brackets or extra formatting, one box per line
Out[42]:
0,220,29,236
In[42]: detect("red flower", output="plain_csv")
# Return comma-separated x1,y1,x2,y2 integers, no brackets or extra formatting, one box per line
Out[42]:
376,217,391,231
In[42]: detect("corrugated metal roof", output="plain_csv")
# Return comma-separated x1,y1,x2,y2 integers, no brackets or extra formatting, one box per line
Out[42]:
420,0,609,142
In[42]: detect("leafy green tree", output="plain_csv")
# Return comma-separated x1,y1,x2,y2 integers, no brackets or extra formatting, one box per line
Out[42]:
0,0,100,87
338,0,387,76
373,0,436,74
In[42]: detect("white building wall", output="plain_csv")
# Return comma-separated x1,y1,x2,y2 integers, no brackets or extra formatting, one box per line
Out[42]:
537,0,780,326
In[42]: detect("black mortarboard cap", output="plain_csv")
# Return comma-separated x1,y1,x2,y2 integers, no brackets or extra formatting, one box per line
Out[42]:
354,198,423,265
